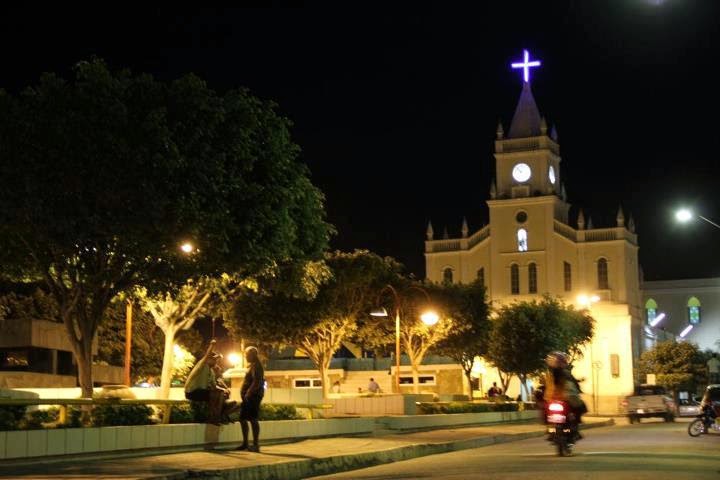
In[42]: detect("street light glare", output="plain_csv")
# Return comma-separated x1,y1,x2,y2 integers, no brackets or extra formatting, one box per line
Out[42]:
421,310,439,326
675,209,693,223
180,242,194,253
370,307,389,317
227,353,241,366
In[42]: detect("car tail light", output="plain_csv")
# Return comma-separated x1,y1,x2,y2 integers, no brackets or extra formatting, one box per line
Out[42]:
548,402,564,412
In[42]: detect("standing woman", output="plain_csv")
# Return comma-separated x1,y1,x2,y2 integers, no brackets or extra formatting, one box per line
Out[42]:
237,346,265,452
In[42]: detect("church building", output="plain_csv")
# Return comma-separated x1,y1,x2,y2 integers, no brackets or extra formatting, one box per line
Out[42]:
424,52,652,413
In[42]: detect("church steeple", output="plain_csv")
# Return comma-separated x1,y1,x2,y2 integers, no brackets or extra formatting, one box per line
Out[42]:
426,221,434,241
616,205,625,227
508,82,543,139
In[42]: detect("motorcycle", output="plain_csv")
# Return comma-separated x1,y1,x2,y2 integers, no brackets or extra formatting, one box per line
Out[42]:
546,400,579,456
688,404,719,437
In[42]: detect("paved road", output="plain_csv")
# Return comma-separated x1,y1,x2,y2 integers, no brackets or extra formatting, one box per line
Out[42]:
309,419,720,480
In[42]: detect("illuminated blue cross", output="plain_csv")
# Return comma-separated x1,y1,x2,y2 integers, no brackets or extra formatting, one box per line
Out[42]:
511,49,541,83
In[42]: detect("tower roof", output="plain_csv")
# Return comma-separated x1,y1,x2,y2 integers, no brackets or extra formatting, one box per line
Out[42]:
508,82,543,139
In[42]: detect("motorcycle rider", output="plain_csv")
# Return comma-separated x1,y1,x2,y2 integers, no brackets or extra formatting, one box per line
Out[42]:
543,351,586,442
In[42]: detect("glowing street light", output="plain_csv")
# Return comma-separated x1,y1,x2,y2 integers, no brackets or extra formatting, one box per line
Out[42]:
227,352,242,367
649,312,666,328
420,310,439,326
577,294,600,307
679,324,694,338
675,209,720,230
180,242,195,254
371,285,437,394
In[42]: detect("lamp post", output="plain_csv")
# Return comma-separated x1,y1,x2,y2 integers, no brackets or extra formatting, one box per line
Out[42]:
675,208,720,230
124,300,133,386
577,293,600,414
370,285,437,394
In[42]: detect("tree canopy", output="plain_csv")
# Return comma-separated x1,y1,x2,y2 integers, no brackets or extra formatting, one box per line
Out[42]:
228,250,398,398
639,341,707,396
485,296,594,394
0,59,332,396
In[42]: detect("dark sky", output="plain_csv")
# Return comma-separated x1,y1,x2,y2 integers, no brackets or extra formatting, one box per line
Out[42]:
2,3,720,281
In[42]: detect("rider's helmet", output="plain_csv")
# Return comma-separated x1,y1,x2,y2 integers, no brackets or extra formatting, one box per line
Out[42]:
546,351,569,369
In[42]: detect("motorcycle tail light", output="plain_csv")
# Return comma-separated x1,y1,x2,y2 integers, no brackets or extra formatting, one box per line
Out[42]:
548,402,564,412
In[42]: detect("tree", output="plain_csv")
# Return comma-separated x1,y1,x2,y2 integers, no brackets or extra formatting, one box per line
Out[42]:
228,251,397,399
486,296,594,397
135,278,220,399
434,280,492,397
358,279,456,394
97,297,203,385
639,341,707,400
0,60,331,397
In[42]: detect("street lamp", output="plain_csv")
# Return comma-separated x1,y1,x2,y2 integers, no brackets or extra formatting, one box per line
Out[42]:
370,285,438,394
675,209,720,230
180,242,195,253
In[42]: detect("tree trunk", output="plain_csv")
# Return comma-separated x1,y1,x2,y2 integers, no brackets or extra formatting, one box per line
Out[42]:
159,328,177,400
74,340,94,399
519,373,528,401
498,368,512,396
411,360,420,394
464,370,473,399
319,356,331,400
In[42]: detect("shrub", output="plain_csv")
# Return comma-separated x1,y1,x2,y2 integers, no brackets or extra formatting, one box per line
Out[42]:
23,408,60,429
91,404,154,427
0,405,26,430
162,402,209,424
260,404,303,421
417,401,520,415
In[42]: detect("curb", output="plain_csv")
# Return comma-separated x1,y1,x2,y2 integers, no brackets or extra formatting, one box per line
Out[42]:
161,419,614,480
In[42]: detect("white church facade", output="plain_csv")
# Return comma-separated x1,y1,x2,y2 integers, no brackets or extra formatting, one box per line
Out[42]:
424,66,656,413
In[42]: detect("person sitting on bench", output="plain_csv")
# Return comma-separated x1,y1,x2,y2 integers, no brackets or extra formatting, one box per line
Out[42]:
185,340,233,424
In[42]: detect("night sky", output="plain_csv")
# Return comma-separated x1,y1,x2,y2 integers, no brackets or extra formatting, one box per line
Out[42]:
3,3,720,281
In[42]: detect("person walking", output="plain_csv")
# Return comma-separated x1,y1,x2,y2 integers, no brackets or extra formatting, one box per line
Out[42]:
237,346,265,452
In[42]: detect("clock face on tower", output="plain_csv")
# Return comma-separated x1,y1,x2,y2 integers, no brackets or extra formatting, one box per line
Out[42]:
548,165,556,184
512,163,531,182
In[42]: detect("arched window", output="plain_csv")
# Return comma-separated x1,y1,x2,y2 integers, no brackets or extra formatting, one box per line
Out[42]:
517,228,528,252
597,258,609,290
443,267,453,285
477,267,485,289
563,261,572,292
528,263,537,294
510,264,519,294
688,296,701,324
645,299,658,325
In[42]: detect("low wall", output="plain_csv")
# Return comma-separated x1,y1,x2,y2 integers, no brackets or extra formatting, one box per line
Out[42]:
377,410,539,430
327,394,434,416
0,417,376,461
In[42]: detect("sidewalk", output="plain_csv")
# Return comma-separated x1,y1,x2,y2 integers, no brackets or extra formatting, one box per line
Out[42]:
0,418,613,480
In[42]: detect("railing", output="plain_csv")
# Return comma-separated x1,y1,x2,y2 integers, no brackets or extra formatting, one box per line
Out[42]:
467,225,490,249
426,239,462,253
582,229,617,242
553,220,577,241
495,136,559,155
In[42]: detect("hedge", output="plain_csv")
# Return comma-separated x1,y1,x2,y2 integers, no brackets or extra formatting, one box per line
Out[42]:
417,401,525,414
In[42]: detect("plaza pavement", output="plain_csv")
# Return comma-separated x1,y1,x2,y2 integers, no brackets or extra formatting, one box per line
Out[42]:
0,417,613,480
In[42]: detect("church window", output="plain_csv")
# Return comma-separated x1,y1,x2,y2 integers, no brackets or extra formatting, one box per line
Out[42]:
516,211,528,223
597,258,609,290
528,263,537,293
477,267,485,288
563,262,572,292
517,228,528,252
645,299,658,325
688,297,701,324
510,264,519,294
443,267,453,285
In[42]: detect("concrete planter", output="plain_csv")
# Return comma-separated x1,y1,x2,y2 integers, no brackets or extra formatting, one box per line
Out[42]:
0,417,376,461
378,410,539,430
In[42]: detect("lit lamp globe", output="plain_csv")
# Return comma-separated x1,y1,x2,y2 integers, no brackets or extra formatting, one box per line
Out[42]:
675,209,692,223
180,242,194,254
420,311,439,326
224,352,247,384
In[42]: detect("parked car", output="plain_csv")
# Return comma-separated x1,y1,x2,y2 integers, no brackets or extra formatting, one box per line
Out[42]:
678,398,702,417
622,384,675,423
